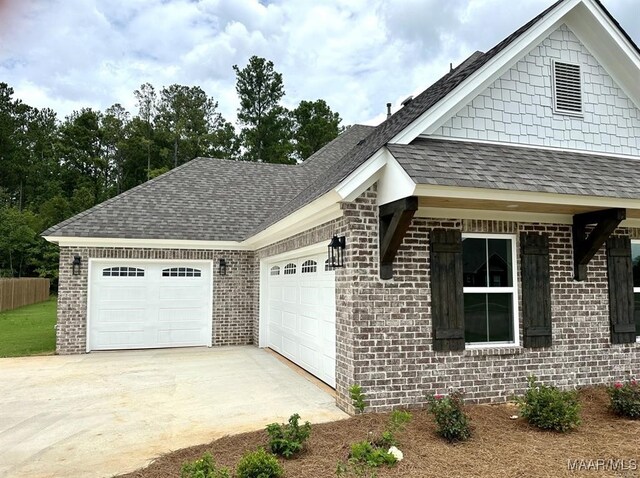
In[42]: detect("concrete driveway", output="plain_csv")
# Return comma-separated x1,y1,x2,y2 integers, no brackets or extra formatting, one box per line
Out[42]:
0,346,347,478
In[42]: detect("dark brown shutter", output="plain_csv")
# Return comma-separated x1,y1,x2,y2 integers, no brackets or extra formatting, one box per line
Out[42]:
606,236,636,344
521,233,552,348
430,229,464,351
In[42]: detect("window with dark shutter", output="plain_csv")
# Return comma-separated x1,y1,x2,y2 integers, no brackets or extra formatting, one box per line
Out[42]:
521,233,552,348
632,242,640,339
430,229,465,352
607,237,636,344
553,60,582,115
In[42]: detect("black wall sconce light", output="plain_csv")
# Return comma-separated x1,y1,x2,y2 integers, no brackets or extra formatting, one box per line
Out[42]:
219,258,227,276
72,255,82,276
327,235,346,269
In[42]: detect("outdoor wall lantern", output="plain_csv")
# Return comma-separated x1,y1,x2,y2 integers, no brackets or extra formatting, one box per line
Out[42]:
219,258,227,276
72,255,82,276
327,235,346,269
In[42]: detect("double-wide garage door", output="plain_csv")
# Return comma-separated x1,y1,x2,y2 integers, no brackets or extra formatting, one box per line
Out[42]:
88,260,212,351
266,253,336,387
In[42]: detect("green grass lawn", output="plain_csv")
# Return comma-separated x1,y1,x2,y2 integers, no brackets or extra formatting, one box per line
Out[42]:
0,297,57,357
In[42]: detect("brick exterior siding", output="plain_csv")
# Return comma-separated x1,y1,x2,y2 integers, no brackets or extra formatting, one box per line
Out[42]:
55,186,640,415
334,186,640,412
56,247,255,354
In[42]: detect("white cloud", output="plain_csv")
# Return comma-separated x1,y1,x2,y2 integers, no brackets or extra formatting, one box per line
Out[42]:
0,0,637,126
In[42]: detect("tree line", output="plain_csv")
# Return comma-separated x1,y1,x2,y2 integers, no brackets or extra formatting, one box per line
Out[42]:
0,56,343,283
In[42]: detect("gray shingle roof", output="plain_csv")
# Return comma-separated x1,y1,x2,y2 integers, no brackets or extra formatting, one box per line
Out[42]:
44,125,373,241
257,1,565,230
388,138,640,199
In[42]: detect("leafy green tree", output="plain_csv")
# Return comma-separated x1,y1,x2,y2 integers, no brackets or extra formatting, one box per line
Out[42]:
103,104,130,195
233,56,293,163
133,83,157,180
292,99,342,161
0,206,38,277
157,84,238,167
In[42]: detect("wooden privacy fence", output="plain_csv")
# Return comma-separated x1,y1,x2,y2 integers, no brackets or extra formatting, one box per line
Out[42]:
0,278,50,313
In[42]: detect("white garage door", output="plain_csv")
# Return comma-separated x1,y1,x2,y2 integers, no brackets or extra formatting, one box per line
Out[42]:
88,260,212,351
266,253,336,387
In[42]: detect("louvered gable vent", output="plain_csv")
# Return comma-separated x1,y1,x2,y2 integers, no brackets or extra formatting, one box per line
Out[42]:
553,61,582,115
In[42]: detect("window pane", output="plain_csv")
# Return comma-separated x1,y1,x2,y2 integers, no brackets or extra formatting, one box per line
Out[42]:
463,238,487,287
464,293,514,343
635,293,640,336
464,294,487,343
488,239,513,287
632,244,640,288
488,293,514,342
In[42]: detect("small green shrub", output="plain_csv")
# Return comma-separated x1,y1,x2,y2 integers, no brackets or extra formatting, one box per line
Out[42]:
236,448,283,478
336,410,409,477
426,391,471,442
180,453,230,478
349,440,397,467
266,413,312,458
515,375,581,432
349,385,366,414
374,410,412,448
608,379,640,419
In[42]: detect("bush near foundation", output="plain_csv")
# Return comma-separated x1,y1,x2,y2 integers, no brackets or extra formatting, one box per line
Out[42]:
266,413,312,458
426,391,472,442
608,379,640,419
516,376,581,432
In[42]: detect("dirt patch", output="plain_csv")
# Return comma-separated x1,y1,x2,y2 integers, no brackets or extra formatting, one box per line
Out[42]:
118,387,639,478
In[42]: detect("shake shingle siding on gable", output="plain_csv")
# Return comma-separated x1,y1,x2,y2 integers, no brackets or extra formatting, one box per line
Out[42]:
434,25,640,156
388,138,640,198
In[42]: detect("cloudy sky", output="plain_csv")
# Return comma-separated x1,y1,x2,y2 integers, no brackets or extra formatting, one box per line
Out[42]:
0,0,637,126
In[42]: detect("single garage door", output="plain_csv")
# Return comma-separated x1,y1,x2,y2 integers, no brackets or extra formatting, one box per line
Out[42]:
267,253,336,387
88,260,212,351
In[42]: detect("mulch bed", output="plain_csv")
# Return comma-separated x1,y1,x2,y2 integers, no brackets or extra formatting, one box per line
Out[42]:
119,387,639,478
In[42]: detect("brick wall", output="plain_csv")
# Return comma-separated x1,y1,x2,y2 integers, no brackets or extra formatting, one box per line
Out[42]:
338,187,640,411
56,247,255,354
434,24,640,156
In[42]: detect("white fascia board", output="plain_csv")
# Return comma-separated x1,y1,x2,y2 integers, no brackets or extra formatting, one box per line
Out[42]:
416,207,574,224
417,207,640,228
44,236,251,250
243,191,344,250
377,149,417,205
566,2,640,108
334,149,387,202
415,184,640,210
390,0,579,145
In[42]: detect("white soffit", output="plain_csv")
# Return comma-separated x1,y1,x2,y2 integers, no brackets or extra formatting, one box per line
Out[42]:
376,149,417,206
415,184,640,210
334,149,387,202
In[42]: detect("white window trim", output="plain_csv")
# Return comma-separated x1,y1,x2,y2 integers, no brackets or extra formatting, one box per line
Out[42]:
462,232,520,349
551,59,584,117
632,240,640,343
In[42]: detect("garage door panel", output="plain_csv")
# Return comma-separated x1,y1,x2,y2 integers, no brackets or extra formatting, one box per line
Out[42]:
281,311,297,332
159,285,205,300
97,308,146,324
299,314,318,337
89,261,211,351
266,253,336,387
281,336,298,358
282,285,297,303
